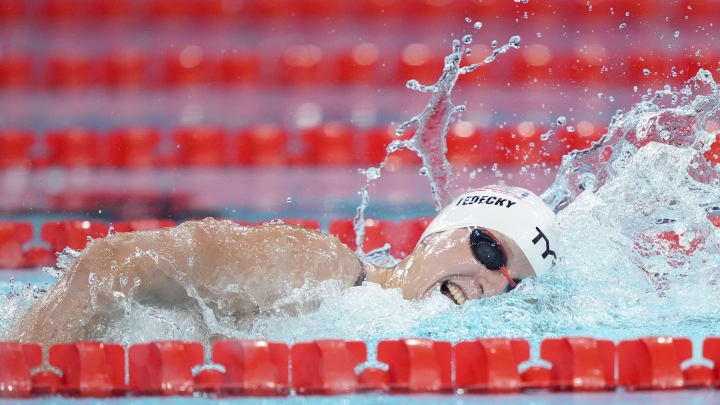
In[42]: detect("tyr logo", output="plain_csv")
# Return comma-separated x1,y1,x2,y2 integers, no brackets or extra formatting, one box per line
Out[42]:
532,227,556,260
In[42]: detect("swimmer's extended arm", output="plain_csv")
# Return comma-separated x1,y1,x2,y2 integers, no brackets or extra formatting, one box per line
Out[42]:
13,219,363,346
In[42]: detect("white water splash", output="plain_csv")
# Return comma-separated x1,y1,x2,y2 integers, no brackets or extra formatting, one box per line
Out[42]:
352,33,521,255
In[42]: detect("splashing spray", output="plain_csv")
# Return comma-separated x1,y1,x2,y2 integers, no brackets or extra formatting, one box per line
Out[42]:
352,32,522,255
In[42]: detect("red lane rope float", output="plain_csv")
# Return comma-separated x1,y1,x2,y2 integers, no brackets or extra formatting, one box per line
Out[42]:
2,337,720,397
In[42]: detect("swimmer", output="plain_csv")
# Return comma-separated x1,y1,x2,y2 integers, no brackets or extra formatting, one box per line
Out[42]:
13,185,557,346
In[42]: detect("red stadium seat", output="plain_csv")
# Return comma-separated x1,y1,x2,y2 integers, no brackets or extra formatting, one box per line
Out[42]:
512,43,560,84
194,0,245,19
211,340,289,395
496,122,546,165
46,128,100,167
295,0,342,18
249,0,294,18
147,0,193,19
357,0,405,18
107,127,160,167
365,125,419,169
104,49,147,87
540,337,615,391
41,220,110,253
677,48,718,82
49,342,126,396
330,218,427,258
378,219,426,258
91,0,132,20
617,337,692,390
0,0,25,20
679,0,719,22
0,222,33,268
454,338,529,392
328,218,384,253
570,0,656,22
164,46,210,85
129,341,204,395
627,52,671,87
567,45,614,84
0,52,32,87
173,128,227,166
302,123,356,165
41,0,85,21
376,339,452,392
0,342,42,398
410,0,457,18
454,0,506,18
238,125,288,166
113,219,175,233
0,130,33,168
560,121,604,154
220,53,260,84
397,43,441,85
47,53,94,87
279,45,323,85
446,121,496,166
292,340,366,394
336,43,380,84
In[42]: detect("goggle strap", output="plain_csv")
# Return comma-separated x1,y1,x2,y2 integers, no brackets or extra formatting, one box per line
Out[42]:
500,266,516,287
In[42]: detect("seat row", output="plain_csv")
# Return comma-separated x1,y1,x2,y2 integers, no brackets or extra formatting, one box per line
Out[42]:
0,122,604,169
0,218,423,269
0,45,713,88
0,0,713,22
1,336,720,398
3,216,720,269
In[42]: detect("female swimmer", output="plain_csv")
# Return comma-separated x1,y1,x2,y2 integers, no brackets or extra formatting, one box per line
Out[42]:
13,185,557,346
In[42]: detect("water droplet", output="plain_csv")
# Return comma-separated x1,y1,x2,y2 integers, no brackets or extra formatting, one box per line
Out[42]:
567,126,575,132
406,79,420,90
674,31,680,38
619,22,627,29
418,167,428,176
609,96,615,102
696,49,702,56
465,48,472,56
474,21,483,29
465,17,472,23
643,68,651,76
509,35,521,48
536,32,542,38
462,34,473,44
625,11,630,16
491,40,498,48
556,116,567,126
286,197,292,203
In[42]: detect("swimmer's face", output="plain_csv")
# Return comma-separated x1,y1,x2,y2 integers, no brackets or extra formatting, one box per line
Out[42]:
398,228,535,304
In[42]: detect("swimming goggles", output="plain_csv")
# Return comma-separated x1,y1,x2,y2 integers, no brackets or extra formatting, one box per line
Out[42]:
469,228,518,290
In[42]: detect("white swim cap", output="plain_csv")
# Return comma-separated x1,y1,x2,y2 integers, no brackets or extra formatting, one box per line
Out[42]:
419,185,558,277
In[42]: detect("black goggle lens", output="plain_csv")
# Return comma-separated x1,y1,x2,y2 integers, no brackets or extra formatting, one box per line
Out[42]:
470,228,506,271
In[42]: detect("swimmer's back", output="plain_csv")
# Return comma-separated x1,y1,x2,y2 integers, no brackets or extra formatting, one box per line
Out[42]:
13,218,363,345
